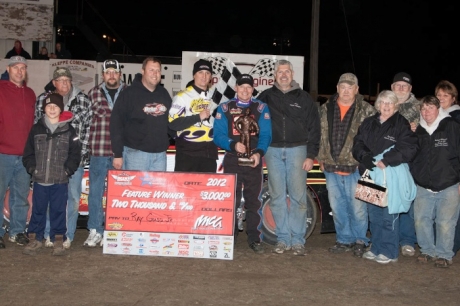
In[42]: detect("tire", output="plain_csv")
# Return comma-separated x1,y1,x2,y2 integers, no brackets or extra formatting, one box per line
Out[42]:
260,181,318,245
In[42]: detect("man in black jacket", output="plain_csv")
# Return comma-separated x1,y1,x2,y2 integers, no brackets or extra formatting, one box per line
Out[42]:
257,59,320,256
110,57,172,171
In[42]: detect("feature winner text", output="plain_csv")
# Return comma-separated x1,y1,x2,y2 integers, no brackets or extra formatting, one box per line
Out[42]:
111,190,187,210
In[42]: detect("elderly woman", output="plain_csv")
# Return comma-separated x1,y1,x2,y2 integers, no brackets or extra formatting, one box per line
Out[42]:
411,95,460,268
352,90,418,264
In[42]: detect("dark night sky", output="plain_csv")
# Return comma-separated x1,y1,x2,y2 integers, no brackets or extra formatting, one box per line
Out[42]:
58,0,459,98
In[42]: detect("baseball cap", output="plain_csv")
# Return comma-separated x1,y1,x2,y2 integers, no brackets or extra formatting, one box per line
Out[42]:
9,55,27,67
193,59,213,75
337,73,358,86
393,72,412,85
236,74,254,87
103,59,120,71
53,67,72,80
42,93,64,113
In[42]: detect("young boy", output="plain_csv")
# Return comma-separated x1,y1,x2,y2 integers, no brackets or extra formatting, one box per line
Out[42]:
22,93,81,256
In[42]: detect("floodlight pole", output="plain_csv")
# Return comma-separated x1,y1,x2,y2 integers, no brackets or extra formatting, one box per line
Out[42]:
309,0,320,102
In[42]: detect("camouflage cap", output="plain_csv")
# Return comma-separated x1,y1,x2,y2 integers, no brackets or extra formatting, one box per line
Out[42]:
337,73,358,86
53,67,72,80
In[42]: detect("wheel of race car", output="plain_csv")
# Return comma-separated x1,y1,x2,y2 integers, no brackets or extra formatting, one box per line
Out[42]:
260,181,318,245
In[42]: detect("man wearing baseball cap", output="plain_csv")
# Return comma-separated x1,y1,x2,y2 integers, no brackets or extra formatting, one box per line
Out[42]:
391,72,421,132
0,56,36,248
35,66,92,250
213,73,271,253
168,58,219,172
317,72,376,258
84,59,127,247
390,72,421,258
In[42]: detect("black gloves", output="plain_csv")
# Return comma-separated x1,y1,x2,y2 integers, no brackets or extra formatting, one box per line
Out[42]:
362,154,376,170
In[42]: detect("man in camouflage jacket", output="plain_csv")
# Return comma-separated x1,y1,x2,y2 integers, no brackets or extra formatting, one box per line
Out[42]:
317,73,376,258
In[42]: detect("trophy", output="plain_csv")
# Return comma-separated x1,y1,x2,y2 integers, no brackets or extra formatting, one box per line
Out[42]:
235,108,259,166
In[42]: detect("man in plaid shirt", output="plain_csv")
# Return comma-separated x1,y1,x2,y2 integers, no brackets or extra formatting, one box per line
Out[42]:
35,66,92,249
84,59,127,247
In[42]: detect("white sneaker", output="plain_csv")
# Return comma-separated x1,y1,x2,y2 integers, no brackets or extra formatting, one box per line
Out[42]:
375,254,398,264
45,237,54,248
362,250,377,261
401,245,415,257
63,239,72,249
84,229,102,247
84,229,96,246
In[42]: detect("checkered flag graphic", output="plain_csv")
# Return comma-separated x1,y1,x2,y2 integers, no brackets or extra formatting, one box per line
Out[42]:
248,58,277,78
206,56,227,75
210,58,258,105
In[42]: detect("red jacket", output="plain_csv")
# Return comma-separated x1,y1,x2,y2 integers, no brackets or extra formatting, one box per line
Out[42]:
0,80,36,155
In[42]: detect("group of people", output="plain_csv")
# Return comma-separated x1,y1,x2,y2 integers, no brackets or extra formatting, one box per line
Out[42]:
323,71,460,268
1,55,460,267
0,55,90,255
35,42,72,60
4,40,72,61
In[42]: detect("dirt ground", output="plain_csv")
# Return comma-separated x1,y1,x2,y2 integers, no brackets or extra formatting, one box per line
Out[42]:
1,223,459,306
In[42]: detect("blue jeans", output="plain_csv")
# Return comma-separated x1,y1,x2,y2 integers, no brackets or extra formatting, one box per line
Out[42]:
265,146,308,246
45,166,84,241
29,183,68,242
453,214,460,255
414,184,460,260
368,204,400,259
399,201,417,247
123,146,166,171
0,153,30,237
87,156,112,234
324,169,369,245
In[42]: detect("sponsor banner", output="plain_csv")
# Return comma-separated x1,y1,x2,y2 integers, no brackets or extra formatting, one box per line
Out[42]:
0,59,179,100
181,51,304,94
105,170,236,236
102,231,234,260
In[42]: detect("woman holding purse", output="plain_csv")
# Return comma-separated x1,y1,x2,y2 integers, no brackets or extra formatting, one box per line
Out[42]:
352,90,418,264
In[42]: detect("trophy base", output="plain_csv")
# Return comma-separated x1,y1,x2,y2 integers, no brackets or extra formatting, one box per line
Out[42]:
238,157,254,167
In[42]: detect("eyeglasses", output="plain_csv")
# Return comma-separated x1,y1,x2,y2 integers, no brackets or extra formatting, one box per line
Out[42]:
55,78,71,84
380,99,396,105
393,84,409,89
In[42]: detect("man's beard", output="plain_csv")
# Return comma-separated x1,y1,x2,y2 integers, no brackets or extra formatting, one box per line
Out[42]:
106,79,118,88
395,92,410,103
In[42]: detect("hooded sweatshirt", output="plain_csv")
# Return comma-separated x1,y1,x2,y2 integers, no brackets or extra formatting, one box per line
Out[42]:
5,40,31,59
22,111,81,184
410,109,460,191
110,73,172,157
35,81,92,166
